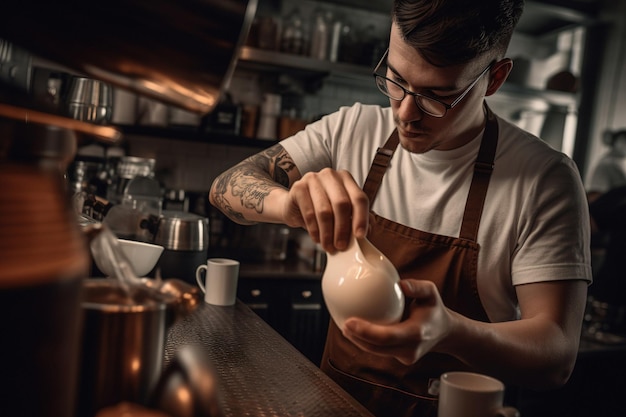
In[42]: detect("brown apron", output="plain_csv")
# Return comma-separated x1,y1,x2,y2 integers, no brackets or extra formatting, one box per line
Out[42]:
321,107,499,417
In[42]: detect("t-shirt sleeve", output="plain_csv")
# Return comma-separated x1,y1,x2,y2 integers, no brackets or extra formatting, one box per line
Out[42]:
512,155,592,285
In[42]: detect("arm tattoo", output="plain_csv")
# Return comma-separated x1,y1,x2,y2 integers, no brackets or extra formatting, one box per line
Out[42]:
212,144,298,224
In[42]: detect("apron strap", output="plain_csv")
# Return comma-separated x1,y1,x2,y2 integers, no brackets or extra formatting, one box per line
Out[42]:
459,106,499,241
362,105,499,242
363,130,400,202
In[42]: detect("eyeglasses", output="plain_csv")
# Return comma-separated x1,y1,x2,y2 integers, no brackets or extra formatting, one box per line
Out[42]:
373,49,492,118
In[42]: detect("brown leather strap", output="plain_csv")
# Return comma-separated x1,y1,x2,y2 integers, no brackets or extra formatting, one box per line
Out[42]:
363,130,400,202
362,106,498,243
459,107,499,241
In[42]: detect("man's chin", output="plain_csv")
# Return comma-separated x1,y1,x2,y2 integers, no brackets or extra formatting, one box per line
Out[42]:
398,134,433,154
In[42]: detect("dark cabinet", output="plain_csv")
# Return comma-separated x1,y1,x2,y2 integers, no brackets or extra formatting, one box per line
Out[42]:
515,347,626,417
237,276,330,365
237,278,273,322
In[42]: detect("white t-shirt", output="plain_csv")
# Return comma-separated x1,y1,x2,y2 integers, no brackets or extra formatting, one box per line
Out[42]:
281,103,592,322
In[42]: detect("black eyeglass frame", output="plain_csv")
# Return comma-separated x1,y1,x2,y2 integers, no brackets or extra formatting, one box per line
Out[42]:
373,48,492,118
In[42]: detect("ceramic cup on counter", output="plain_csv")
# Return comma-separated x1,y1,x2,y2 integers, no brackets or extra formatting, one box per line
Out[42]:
196,258,240,306
437,372,520,417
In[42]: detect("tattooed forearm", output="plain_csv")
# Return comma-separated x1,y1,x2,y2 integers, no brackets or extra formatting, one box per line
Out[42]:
210,144,299,225
211,189,249,224
232,175,275,213
249,145,297,187
273,149,297,187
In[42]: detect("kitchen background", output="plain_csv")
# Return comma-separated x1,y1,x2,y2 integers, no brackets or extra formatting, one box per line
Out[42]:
2,1,626,415
3,0,621,281
1,0,618,196
58,0,626,194
1,0,624,193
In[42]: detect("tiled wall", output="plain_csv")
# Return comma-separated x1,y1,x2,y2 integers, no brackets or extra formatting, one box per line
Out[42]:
123,0,391,194
127,136,265,192
127,72,388,194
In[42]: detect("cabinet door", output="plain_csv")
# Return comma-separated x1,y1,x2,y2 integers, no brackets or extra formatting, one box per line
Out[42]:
237,277,330,365
237,278,273,323
286,280,329,366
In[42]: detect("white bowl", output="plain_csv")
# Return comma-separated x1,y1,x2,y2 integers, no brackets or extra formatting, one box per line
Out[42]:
93,238,164,277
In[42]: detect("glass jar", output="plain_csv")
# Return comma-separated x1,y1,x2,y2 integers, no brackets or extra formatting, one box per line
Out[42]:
281,9,306,56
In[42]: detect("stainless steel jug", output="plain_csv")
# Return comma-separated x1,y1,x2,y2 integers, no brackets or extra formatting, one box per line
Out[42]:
77,278,202,417
77,279,167,416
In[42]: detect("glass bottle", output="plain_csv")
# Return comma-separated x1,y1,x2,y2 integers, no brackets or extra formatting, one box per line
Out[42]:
281,8,306,55
309,9,330,60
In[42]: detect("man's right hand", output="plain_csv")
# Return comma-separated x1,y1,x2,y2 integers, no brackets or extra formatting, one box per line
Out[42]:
282,168,370,253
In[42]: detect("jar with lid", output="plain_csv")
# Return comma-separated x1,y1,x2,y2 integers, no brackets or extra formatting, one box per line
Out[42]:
281,9,306,56
358,24,387,67
335,18,358,64
256,15,281,51
327,14,358,64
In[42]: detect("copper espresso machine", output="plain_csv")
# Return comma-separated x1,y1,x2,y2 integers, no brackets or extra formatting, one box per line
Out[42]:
0,1,257,416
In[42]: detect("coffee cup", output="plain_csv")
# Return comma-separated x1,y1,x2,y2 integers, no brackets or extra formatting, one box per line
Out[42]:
437,372,519,417
195,258,240,306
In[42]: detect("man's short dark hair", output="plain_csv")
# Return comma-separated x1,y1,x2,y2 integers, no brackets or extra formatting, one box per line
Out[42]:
392,0,524,66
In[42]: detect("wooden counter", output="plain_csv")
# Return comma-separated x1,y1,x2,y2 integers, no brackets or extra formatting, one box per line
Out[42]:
165,300,374,417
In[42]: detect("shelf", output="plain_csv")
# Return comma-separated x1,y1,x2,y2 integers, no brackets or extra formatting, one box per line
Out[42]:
517,0,597,37
498,82,579,109
316,0,391,14
238,46,372,79
119,124,278,148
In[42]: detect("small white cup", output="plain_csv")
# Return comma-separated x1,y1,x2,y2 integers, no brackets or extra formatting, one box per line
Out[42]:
195,258,240,306
438,372,519,417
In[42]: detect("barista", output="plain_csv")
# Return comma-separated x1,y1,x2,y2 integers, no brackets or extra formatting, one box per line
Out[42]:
208,1,591,416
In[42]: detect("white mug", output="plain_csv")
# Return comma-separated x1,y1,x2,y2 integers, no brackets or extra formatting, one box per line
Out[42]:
195,258,240,306
437,372,520,417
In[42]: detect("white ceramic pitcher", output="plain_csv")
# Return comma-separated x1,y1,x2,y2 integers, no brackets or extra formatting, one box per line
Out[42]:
321,236,405,331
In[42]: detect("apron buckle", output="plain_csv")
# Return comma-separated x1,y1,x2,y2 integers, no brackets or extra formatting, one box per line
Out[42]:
474,161,494,174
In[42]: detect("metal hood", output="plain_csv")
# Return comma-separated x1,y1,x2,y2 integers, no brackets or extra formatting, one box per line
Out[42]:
0,0,258,116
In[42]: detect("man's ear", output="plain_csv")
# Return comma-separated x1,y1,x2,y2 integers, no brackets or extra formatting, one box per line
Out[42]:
485,58,513,96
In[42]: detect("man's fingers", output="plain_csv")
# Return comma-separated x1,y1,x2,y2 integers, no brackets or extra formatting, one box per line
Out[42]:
288,169,370,252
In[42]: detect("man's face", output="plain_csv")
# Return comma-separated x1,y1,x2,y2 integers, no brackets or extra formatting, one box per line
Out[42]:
386,23,493,153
